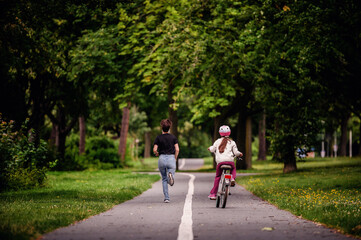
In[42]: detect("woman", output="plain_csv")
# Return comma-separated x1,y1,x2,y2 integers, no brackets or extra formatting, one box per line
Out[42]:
153,119,179,203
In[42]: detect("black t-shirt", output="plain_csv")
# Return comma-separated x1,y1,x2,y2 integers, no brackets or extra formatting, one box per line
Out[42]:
154,133,178,155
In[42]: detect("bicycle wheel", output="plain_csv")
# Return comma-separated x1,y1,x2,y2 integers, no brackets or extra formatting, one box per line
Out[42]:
216,175,224,208
216,195,220,208
221,184,229,208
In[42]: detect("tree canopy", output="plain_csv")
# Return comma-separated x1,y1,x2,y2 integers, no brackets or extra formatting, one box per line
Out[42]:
1,0,361,172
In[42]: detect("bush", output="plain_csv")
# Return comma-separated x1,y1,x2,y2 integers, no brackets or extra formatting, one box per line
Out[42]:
179,145,210,158
88,148,119,167
59,134,121,170
0,116,56,191
4,167,47,190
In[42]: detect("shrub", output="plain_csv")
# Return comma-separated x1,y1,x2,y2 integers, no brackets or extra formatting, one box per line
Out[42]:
88,148,119,167
179,145,210,158
60,134,121,170
0,116,56,191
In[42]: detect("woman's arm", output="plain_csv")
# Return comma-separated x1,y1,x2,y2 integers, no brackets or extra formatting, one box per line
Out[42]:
174,143,179,160
153,144,159,156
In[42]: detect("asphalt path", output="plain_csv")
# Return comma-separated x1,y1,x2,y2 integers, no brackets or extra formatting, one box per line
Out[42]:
178,158,204,171
42,159,355,240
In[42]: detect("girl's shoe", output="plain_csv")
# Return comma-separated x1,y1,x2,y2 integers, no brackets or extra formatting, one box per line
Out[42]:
168,172,174,186
231,178,236,187
164,199,170,203
208,194,216,200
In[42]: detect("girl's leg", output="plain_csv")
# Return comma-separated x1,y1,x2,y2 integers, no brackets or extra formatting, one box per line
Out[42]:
210,164,222,195
210,162,236,195
228,162,237,179
167,155,176,177
158,156,169,200
165,155,176,186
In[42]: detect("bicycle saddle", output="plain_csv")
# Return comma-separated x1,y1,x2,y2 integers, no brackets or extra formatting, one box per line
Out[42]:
220,165,232,169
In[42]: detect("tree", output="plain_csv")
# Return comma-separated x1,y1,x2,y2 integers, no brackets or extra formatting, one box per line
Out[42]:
257,111,267,161
1,0,121,161
256,1,330,172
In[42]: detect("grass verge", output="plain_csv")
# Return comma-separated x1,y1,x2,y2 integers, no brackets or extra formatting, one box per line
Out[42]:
239,157,361,238
126,157,159,172
0,169,160,240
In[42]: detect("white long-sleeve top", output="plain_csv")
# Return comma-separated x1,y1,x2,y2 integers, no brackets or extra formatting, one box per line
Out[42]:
208,137,242,164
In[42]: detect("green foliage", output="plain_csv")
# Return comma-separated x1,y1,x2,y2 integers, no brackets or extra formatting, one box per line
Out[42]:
0,117,56,191
2,0,361,172
129,106,151,137
254,1,331,164
58,134,121,171
178,121,212,158
4,167,47,191
179,145,209,158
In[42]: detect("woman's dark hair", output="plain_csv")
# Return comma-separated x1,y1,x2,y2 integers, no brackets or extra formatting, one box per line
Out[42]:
160,119,172,132
219,137,230,153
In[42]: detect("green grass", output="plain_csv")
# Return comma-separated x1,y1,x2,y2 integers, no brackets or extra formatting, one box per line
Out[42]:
0,169,160,240
239,157,361,238
126,157,159,172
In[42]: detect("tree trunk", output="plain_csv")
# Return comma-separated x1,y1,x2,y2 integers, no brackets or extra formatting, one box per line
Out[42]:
47,104,77,161
325,131,333,157
359,120,361,156
257,111,266,161
118,102,131,163
244,116,252,169
236,111,246,169
79,115,86,155
57,108,67,159
283,145,297,173
169,106,179,170
339,115,349,156
357,117,361,156
29,77,45,146
168,107,179,138
283,160,297,173
144,131,151,159
50,123,57,147
212,116,222,169
168,88,178,139
58,130,66,160
168,82,179,170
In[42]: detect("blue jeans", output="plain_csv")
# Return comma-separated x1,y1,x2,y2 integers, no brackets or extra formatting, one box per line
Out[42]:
158,154,176,200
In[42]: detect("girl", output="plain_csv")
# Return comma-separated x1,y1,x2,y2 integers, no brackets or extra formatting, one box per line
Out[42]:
208,125,243,200
153,119,179,203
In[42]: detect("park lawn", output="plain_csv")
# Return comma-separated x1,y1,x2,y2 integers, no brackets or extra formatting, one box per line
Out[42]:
239,157,361,238
0,169,160,240
126,157,159,172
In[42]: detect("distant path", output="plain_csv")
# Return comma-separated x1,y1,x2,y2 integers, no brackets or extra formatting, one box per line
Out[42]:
42,159,355,240
178,158,204,170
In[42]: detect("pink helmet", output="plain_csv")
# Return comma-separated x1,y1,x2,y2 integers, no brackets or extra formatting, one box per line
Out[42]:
219,125,231,137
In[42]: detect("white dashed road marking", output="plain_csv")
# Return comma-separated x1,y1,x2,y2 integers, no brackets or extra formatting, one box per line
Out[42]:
177,173,195,240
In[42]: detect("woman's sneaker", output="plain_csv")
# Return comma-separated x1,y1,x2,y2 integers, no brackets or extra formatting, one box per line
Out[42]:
208,194,216,200
168,172,174,186
164,199,170,203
